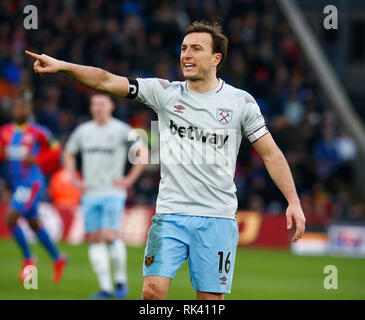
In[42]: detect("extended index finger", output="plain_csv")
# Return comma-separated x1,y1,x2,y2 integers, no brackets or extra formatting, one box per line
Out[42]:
25,50,41,59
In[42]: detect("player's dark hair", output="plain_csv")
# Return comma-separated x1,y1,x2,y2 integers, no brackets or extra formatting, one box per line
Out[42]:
185,21,228,71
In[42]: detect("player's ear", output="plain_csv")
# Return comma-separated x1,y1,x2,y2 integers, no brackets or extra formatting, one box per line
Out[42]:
213,53,222,67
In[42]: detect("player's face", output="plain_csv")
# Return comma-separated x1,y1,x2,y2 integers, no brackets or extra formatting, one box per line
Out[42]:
13,102,31,124
180,32,221,81
90,95,114,123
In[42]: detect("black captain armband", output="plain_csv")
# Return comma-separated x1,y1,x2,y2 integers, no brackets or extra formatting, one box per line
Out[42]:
126,78,139,99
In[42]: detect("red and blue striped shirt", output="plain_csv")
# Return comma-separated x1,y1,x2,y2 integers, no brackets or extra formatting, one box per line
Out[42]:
0,122,61,188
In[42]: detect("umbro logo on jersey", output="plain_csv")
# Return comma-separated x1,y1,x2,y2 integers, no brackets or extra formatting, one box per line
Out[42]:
216,108,233,125
169,120,229,149
173,105,186,113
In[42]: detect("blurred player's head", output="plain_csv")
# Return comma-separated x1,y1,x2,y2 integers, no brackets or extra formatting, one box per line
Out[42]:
90,94,114,124
181,21,228,81
12,98,33,125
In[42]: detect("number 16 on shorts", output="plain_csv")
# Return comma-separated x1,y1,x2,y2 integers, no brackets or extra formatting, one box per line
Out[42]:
217,251,231,274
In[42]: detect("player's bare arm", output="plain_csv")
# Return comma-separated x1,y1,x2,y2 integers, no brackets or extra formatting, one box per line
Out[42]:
252,133,306,242
25,50,129,98
63,150,87,193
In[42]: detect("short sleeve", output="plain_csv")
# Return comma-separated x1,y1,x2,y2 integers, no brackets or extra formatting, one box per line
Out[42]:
135,78,172,112
241,92,269,143
65,127,82,154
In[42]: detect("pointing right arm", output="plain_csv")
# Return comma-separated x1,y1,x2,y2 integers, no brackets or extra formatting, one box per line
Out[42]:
25,50,129,98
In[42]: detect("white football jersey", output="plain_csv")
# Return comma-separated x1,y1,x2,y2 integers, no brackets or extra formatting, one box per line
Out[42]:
65,118,140,197
135,78,268,219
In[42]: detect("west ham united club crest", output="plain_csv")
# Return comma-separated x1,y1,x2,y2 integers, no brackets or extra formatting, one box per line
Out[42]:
145,254,154,267
216,108,233,125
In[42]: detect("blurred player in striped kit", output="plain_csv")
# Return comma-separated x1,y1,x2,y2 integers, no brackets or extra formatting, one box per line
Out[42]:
63,94,148,299
0,98,67,283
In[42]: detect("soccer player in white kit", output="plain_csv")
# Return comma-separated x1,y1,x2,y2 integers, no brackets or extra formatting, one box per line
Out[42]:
63,94,147,299
26,21,306,300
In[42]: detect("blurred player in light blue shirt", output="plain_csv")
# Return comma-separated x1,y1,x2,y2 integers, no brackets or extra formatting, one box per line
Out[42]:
64,94,148,299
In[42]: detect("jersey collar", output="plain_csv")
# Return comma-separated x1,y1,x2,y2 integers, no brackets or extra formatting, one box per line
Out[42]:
185,78,224,96
13,123,28,131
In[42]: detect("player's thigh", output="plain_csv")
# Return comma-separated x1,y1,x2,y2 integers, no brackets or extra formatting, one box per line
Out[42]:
81,196,102,234
143,214,189,280
86,230,103,243
100,196,126,232
100,229,118,243
5,207,21,228
188,217,239,294
142,275,172,300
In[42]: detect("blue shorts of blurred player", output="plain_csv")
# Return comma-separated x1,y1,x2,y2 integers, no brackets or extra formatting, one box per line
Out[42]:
81,195,126,234
10,180,45,219
81,195,128,299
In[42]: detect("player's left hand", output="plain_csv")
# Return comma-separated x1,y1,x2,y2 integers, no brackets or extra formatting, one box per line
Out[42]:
71,178,87,194
113,176,135,189
286,202,306,242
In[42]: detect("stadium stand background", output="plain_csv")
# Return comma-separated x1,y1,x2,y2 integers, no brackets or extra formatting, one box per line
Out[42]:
0,0,364,229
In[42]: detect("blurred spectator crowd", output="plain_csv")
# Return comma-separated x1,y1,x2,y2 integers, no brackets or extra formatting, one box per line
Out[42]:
0,0,364,226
